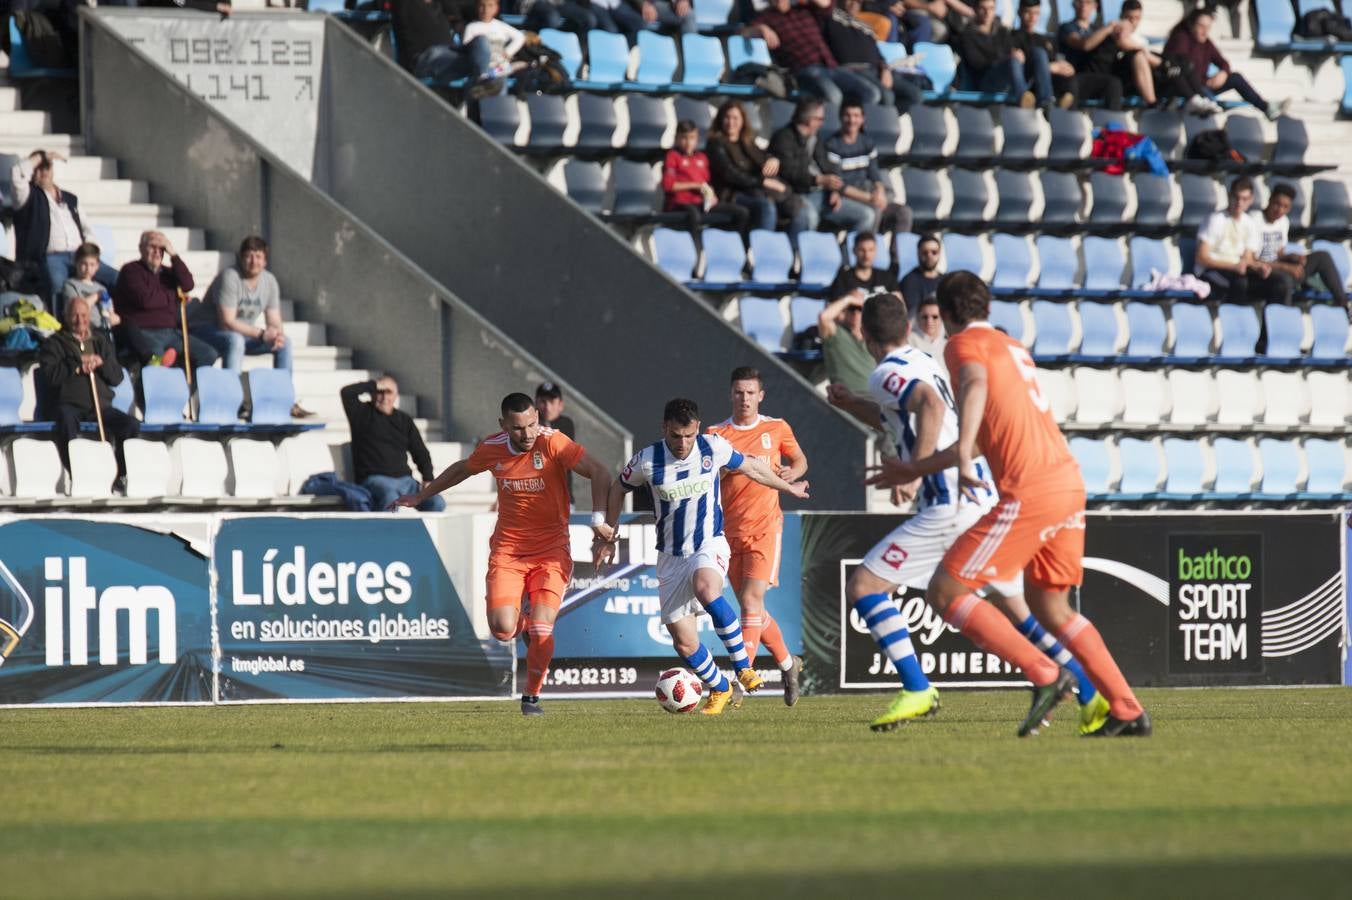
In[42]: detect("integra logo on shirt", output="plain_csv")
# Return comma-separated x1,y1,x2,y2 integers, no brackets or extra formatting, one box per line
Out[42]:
500,476,547,493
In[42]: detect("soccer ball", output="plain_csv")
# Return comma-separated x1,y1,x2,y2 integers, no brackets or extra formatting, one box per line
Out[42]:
654,668,703,713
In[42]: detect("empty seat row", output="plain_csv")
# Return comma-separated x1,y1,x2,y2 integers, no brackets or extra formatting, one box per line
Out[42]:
1041,367,1351,431
1071,435,1352,502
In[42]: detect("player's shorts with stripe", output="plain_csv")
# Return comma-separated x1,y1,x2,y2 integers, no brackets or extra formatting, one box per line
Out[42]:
861,500,994,589
486,546,573,610
727,530,782,588
942,487,1086,591
657,536,730,624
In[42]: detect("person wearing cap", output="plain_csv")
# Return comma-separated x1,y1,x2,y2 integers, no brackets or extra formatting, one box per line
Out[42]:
534,382,576,440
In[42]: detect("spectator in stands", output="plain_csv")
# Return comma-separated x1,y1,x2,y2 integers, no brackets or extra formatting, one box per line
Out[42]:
896,0,972,43
534,381,576,439
1195,177,1280,302
663,120,753,237
862,0,933,47
770,97,871,234
817,293,876,396
38,296,139,494
113,230,220,371
1011,0,1084,109
463,0,526,81
908,294,947,362
830,231,898,298
10,150,116,310
341,376,446,512
706,100,797,234
1254,183,1351,313
819,100,912,233
746,0,886,107
188,235,295,374
390,0,505,97
822,0,922,112
899,232,941,314
61,243,120,339
601,0,697,38
1164,8,1290,121
954,0,1037,107
521,0,598,34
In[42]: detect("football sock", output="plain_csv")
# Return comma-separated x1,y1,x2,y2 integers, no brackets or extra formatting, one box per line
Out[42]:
510,613,527,641
1016,614,1098,705
705,597,751,671
683,644,730,693
854,592,930,693
759,613,792,667
524,622,555,696
1055,614,1144,720
943,595,1058,686
740,613,764,664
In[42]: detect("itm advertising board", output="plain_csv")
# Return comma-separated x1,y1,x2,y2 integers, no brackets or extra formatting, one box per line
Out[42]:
520,514,803,697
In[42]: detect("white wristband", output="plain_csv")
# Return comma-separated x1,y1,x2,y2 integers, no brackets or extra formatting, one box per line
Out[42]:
590,511,606,527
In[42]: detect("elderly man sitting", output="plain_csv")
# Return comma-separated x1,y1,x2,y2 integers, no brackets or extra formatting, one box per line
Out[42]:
113,230,219,370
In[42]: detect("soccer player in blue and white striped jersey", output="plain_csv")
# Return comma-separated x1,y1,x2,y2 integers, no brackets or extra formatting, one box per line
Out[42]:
598,398,810,716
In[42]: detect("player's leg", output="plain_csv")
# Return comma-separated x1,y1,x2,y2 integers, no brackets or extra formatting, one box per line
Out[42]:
692,564,763,695
518,548,574,715
667,614,734,716
986,582,1099,711
486,555,528,642
732,531,795,677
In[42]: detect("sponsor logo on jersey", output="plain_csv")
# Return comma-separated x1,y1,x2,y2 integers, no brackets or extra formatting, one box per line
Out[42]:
500,476,547,493
532,451,544,470
701,455,712,471
760,432,772,450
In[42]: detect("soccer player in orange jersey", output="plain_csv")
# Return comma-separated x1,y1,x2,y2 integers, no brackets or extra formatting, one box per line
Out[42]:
870,272,1151,738
706,366,809,706
393,392,615,717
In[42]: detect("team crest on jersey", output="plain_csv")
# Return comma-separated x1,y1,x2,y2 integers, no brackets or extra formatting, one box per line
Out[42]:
701,455,713,471
532,451,544,470
760,432,772,450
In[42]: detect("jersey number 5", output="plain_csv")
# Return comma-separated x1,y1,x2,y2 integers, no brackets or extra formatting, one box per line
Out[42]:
1006,344,1050,413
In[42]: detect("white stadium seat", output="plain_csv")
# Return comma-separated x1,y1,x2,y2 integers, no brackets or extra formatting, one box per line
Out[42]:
67,440,117,499
1214,369,1261,427
1119,369,1169,428
228,439,282,499
1258,371,1310,429
279,433,338,496
11,438,64,499
1071,367,1121,426
124,439,174,499
1036,368,1075,423
1306,371,1350,429
1166,370,1216,427
171,438,229,499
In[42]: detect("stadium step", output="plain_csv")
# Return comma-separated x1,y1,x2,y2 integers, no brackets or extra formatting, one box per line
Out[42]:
0,86,18,111
103,226,206,255
0,109,51,135
78,202,177,228
61,178,150,205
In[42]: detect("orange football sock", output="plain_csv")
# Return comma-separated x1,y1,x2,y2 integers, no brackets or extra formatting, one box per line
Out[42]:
759,614,791,666
740,613,764,665
943,595,1058,686
1055,614,1144,720
525,622,555,696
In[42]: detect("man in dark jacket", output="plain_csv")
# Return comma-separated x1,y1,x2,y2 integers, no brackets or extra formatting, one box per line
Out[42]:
747,0,884,107
1013,0,1119,108
769,97,872,234
38,296,139,492
112,229,219,370
956,0,1035,106
341,376,446,512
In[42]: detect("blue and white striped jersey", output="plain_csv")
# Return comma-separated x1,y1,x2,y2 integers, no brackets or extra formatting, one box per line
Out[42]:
869,345,995,511
620,433,745,557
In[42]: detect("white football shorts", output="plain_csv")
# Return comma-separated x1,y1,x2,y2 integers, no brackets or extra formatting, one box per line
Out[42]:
860,499,1021,596
657,536,730,624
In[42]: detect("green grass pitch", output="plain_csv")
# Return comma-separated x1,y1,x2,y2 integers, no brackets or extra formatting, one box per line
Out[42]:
7,688,1352,898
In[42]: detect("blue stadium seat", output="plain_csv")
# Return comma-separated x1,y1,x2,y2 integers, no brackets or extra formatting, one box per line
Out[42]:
1088,172,1129,231
477,95,520,146
195,368,244,427
738,297,785,352
999,108,1041,163
563,160,607,214
1116,437,1160,500
1311,179,1351,234
539,29,583,80
727,36,772,71
1215,303,1261,363
0,368,23,426
1255,0,1298,50
1075,301,1119,362
912,42,958,94
1310,240,1351,294
1138,109,1183,160
1211,438,1256,497
1070,437,1112,496
526,94,569,153
1170,303,1214,362
906,105,949,161
1261,304,1305,362
6,17,76,79
1308,304,1351,364
1123,302,1167,362
633,32,679,91
1179,174,1220,231
1225,114,1268,165
943,234,984,278
1034,236,1077,291
749,230,794,287
991,233,1033,291
1273,118,1311,172
1160,439,1205,501
1047,108,1089,164
625,96,671,155
652,228,698,281
1128,236,1173,290
894,232,921,279
1343,57,1352,116
901,168,944,222
1254,438,1301,500
677,34,727,92
989,300,1024,341
585,31,631,87
88,223,119,268
1100,0,1124,20
244,369,296,427
576,94,619,154
608,160,658,217
1132,174,1174,232
790,296,825,334
694,0,734,28
142,367,191,428
847,232,890,271
798,233,844,288
1081,237,1125,293
949,169,990,225
1031,301,1072,359
954,107,997,165
1178,236,1198,275
110,376,134,415
698,229,747,287
1302,438,1348,498
865,104,902,157
876,41,908,67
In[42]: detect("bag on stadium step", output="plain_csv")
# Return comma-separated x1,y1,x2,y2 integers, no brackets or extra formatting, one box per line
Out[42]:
300,472,375,512
13,10,70,69
1296,8,1352,41
730,62,794,99
1186,129,1244,164
512,42,572,95
1124,136,1169,177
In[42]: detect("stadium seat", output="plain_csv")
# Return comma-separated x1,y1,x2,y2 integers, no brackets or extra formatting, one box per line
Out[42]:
608,160,659,218
477,95,521,146
1031,301,1072,358
1081,237,1125,292
1255,0,1298,49
1119,369,1168,428
1225,114,1267,165
539,29,583,80
246,369,296,426
992,233,1033,290
894,232,921,278
1343,56,1352,117
563,160,607,215
748,230,794,287
525,94,569,153
228,438,281,499
1034,236,1077,291
6,16,75,79
1308,304,1351,362
1116,437,1161,499
798,232,844,287
1069,436,1113,495
194,367,244,427
1075,301,1119,361
1160,438,1206,500
11,437,63,499
999,107,1044,163
789,296,824,335
1179,175,1221,231
110,377,134,415
141,367,190,427
738,297,785,352
1047,108,1090,164
1215,304,1261,363
954,107,997,164
575,94,619,155
1211,437,1256,496
948,169,991,225
1169,303,1214,362
1039,171,1083,232
1088,172,1130,231
634,32,680,90
989,300,1026,343
652,228,698,280
847,232,890,271
1261,305,1306,362
694,0,734,28
673,96,715,137
1259,370,1309,429
677,34,734,93
1273,116,1311,172
1214,369,1260,426
902,168,945,222
624,96,671,155
279,433,338,495
1302,438,1348,496
1311,179,1351,234
0,367,24,426
726,36,771,72
584,31,631,87
864,105,903,156
1123,302,1167,361
172,437,229,499
1038,368,1075,421
699,229,747,286
912,42,957,93
1128,236,1174,290
67,439,116,499
1306,371,1350,427
1071,368,1121,426
1167,370,1215,426
1311,240,1351,293
1255,438,1301,500
1138,109,1182,160
123,438,173,499
943,234,988,281
1132,174,1175,233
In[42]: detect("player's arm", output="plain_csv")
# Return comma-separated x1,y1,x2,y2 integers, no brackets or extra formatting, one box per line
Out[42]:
863,379,963,487
391,458,477,510
733,455,809,499
778,443,808,482
570,450,617,541
826,383,883,429
951,361,992,496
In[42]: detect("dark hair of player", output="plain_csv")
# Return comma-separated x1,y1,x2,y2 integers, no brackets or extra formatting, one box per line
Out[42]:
1121,0,1141,13
936,271,991,327
729,366,761,385
1270,183,1296,202
501,392,535,416
1230,176,1254,196
862,292,910,346
663,398,700,425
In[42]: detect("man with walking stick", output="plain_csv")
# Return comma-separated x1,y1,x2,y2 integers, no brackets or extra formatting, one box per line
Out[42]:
112,230,218,372
38,296,139,494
